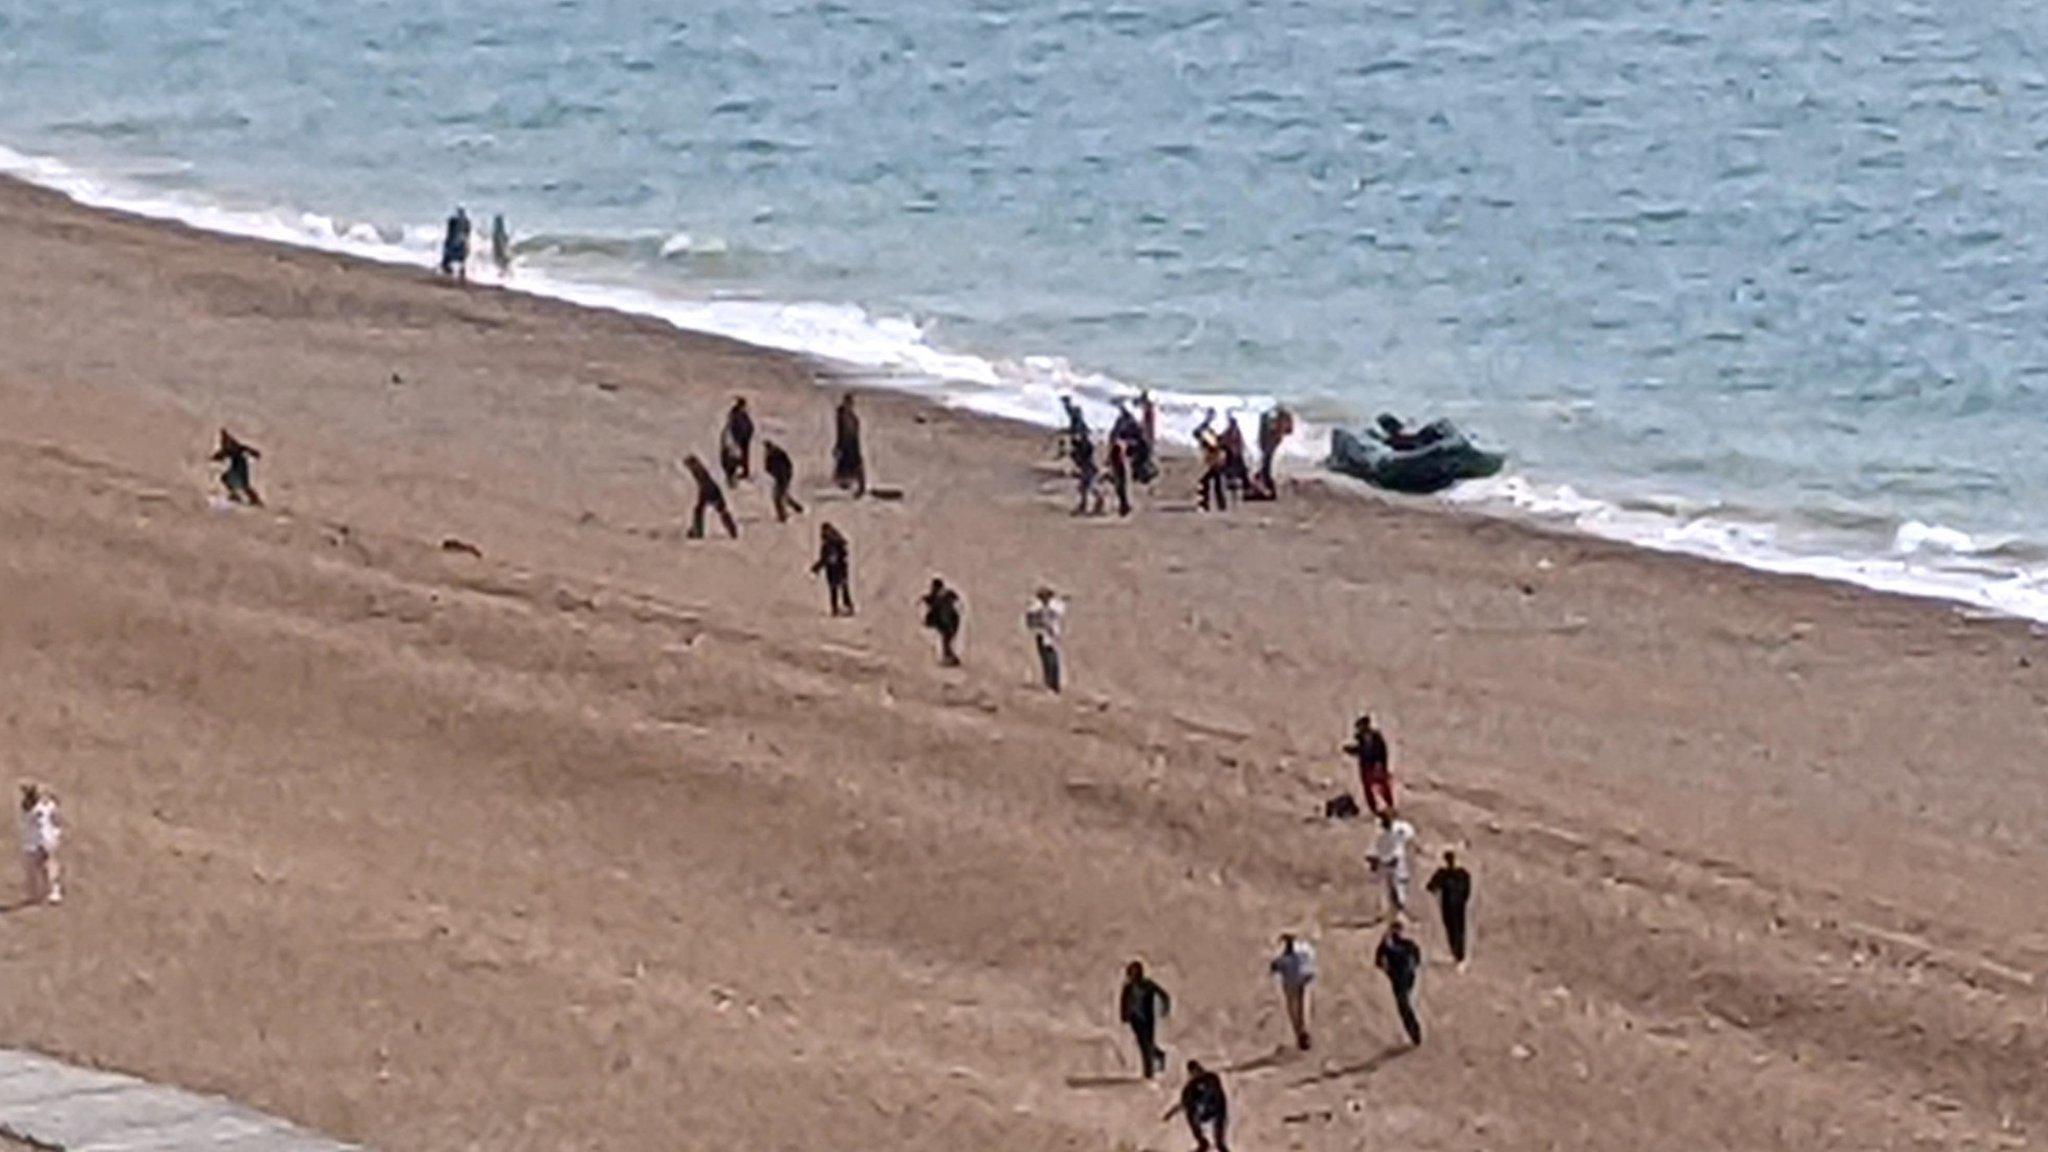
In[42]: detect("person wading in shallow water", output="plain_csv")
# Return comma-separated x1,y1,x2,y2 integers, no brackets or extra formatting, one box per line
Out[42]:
439,205,471,280
810,523,853,615
720,397,755,487
921,577,964,665
832,393,867,496
211,429,263,506
764,439,804,522
683,454,738,539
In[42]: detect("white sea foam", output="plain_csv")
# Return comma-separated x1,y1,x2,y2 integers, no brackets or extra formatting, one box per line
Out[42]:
7,141,2048,625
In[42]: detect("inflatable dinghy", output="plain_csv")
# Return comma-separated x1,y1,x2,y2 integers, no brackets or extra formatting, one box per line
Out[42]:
1326,418,1504,494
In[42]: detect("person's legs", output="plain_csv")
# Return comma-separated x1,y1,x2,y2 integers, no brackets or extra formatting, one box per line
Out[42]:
41,851,60,903
1368,770,1395,814
939,627,960,666
1209,1110,1230,1152
1445,903,1468,964
1131,1019,1159,1078
716,501,739,538
1186,1110,1210,1152
21,851,42,904
1393,980,1423,1045
688,496,707,538
1037,639,1062,693
1386,869,1409,915
1283,982,1310,1049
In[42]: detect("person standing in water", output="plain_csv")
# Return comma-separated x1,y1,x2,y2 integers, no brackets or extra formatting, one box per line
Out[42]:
683,454,738,539
1374,916,1425,1046
921,577,964,666
764,439,804,522
720,397,755,487
1425,849,1474,969
17,783,62,906
1269,932,1317,1051
811,523,853,615
1369,807,1418,917
490,213,513,277
1118,960,1173,1079
439,206,471,280
832,393,866,496
211,429,264,506
1167,1061,1230,1152
1345,713,1395,816
1025,586,1066,693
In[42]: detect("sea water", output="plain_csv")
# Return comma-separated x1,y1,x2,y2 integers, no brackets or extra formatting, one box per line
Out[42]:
5,0,2048,619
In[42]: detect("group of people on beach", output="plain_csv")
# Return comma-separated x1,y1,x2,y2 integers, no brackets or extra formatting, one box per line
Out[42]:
438,205,516,282
1058,392,1295,519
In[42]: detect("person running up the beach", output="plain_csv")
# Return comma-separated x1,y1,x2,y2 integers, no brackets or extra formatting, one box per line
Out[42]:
17,783,62,906
1374,916,1425,1046
211,429,264,506
1025,586,1066,693
490,213,513,276
1254,404,1294,499
683,454,739,539
832,393,867,496
1425,849,1473,969
1118,960,1173,1079
810,523,854,615
439,206,471,280
921,577,964,665
1369,807,1417,917
1269,932,1317,1051
720,397,755,487
764,439,804,522
1166,1061,1230,1152
1345,713,1394,816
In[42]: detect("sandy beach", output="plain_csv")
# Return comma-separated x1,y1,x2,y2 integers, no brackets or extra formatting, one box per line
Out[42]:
0,174,2044,1150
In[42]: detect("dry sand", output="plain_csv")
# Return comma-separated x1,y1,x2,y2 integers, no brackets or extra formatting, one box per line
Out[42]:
0,176,2043,1150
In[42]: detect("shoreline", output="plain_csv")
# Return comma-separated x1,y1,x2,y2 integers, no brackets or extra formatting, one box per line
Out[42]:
1,167,2045,1150
5,143,2047,624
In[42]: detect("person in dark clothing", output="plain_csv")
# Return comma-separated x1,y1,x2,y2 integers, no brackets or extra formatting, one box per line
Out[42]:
1344,713,1394,817
1118,960,1172,1079
1253,404,1294,499
832,394,866,496
1071,428,1104,516
720,397,755,487
1167,1061,1229,1152
211,429,264,506
810,523,853,615
1195,411,1228,512
1425,849,1473,968
1106,435,1133,517
921,577,963,665
1374,917,1425,1046
683,454,738,539
1219,412,1252,497
764,439,804,522
1110,401,1155,485
439,206,471,280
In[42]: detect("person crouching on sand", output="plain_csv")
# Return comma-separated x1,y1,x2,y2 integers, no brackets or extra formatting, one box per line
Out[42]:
211,429,263,506
1167,1061,1230,1152
1025,586,1065,693
811,523,853,616
921,577,964,666
683,454,738,539
18,783,62,906
1269,932,1317,1051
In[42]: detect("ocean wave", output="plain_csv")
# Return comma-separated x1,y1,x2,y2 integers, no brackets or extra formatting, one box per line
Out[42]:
6,139,2048,625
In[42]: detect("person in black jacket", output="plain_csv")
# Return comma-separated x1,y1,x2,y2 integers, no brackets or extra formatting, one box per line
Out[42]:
810,523,853,616
1425,849,1474,969
1374,917,1425,1046
832,393,866,496
720,397,755,487
764,439,803,522
211,429,263,506
1118,960,1172,1079
921,577,964,666
683,454,738,539
1167,1060,1228,1151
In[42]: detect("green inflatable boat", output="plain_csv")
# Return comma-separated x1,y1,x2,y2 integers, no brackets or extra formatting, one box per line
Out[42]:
1326,417,1505,494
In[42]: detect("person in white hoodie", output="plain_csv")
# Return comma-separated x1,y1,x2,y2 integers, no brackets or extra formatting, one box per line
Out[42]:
18,783,62,905
1024,587,1066,693
1369,808,1416,917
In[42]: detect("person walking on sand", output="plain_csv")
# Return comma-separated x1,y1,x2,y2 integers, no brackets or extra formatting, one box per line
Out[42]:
811,523,854,615
720,397,755,487
1112,399,1155,486
1254,403,1294,499
1106,433,1133,517
18,783,62,906
1024,586,1066,693
490,213,513,276
764,439,804,522
1426,849,1473,969
1269,932,1317,1051
921,577,964,665
1166,1061,1230,1152
1195,411,1228,512
1118,960,1173,1079
211,429,264,506
683,454,739,539
832,393,867,496
1071,423,1105,516
439,205,472,280
1345,713,1394,816
1374,916,1425,1046
1369,807,1417,916
1220,411,1252,497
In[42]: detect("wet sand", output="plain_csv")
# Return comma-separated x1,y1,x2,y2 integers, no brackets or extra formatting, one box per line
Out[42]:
0,175,2044,1150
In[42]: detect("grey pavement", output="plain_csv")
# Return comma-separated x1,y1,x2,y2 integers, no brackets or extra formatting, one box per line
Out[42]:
0,1050,360,1152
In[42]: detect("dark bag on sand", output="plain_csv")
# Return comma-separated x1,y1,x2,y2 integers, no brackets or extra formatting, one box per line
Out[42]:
1324,793,1362,820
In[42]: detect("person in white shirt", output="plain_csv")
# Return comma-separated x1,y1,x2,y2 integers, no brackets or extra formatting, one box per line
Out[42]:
1368,808,1416,916
1268,933,1317,1051
1024,587,1066,693
18,783,62,905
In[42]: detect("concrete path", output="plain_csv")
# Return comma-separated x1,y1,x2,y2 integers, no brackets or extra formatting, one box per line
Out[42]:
0,1050,359,1151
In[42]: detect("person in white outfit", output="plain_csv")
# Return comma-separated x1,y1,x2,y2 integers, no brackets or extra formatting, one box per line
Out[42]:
1024,587,1066,693
1269,933,1317,1051
1368,808,1416,917
18,783,62,905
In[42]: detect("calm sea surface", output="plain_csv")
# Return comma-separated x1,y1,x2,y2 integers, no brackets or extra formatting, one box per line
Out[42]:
5,0,2048,614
